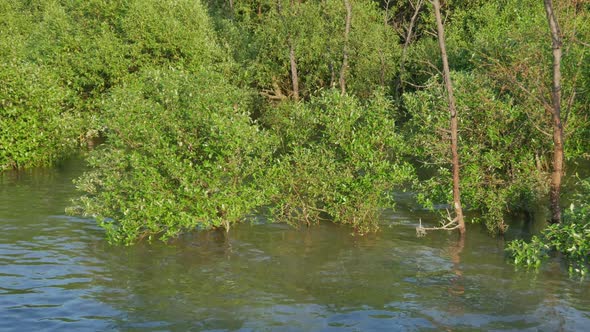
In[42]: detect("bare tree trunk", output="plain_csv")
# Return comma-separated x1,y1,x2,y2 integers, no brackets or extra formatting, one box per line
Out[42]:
339,0,352,95
289,0,300,101
289,38,300,101
229,0,233,11
402,0,423,57
319,0,336,89
544,0,564,224
396,0,423,96
432,0,466,235
278,0,300,101
383,0,391,26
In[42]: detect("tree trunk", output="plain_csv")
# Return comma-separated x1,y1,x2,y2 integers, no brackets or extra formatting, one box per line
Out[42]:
278,0,300,101
383,0,390,26
544,0,564,224
339,0,352,95
289,38,300,101
432,0,466,235
395,0,423,96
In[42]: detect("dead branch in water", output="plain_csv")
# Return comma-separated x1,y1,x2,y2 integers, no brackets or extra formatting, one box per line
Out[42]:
416,209,460,237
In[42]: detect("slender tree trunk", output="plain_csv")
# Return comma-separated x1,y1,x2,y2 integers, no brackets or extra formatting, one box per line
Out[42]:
383,0,390,26
289,39,300,101
339,0,352,95
544,0,564,224
403,0,423,55
229,0,233,11
320,0,336,88
278,0,300,101
329,49,336,88
432,0,466,235
288,0,300,101
396,0,423,96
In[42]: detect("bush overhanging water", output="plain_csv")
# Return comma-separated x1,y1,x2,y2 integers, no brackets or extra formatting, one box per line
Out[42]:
1,0,589,253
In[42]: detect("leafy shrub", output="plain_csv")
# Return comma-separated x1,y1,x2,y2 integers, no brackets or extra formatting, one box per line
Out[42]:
403,72,548,233
1,0,227,170
120,0,223,70
505,236,548,269
264,90,414,234
211,0,400,99
0,1,81,170
69,68,276,244
506,178,590,276
0,60,81,170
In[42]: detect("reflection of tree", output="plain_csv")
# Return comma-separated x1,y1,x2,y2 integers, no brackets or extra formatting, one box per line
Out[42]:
446,233,465,315
88,229,249,331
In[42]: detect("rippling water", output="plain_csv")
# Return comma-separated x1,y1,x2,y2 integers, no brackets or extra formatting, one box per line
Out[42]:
1,158,589,331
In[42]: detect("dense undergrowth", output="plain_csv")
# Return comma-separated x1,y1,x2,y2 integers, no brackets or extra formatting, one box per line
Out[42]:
1,0,589,259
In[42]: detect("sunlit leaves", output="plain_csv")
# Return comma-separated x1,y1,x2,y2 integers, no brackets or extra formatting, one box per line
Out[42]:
71,68,276,244
265,90,414,234
404,72,547,232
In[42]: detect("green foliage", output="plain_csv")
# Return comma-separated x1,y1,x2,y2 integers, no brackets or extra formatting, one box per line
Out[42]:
401,0,589,232
61,0,283,244
2,0,589,244
0,0,78,169
69,68,276,245
404,72,547,232
445,0,590,158
0,60,81,170
264,90,414,234
209,0,400,99
507,178,590,276
505,236,548,269
29,0,225,113
1,0,227,170
346,0,400,97
121,0,222,69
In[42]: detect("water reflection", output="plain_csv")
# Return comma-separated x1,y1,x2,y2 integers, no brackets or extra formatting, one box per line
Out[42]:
1,159,590,331
446,233,465,312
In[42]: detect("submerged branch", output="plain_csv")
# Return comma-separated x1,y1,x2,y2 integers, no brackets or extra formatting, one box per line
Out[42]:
416,210,460,237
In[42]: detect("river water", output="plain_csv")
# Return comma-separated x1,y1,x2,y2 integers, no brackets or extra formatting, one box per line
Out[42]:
1,158,589,331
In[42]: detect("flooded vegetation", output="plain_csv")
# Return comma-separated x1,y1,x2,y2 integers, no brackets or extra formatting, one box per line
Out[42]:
1,159,589,331
1,0,589,329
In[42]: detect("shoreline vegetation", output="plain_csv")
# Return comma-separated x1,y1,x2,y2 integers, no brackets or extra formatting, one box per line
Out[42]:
1,0,588,272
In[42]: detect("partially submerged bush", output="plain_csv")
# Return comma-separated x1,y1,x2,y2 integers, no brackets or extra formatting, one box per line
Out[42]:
264,90,414,234
62,0,415,243
71,85,415,243
1,0,227,170
506,178,590,276
69,69,276,244
0,1,81,170
403,72,548,233
0,61,81,170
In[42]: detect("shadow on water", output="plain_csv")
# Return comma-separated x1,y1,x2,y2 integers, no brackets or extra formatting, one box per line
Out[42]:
1,157,589,331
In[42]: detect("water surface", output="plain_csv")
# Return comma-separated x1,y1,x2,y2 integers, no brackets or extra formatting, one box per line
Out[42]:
1,159,589,331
